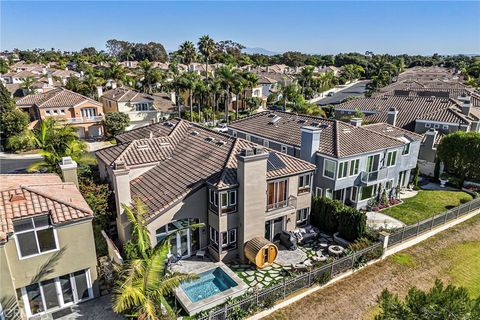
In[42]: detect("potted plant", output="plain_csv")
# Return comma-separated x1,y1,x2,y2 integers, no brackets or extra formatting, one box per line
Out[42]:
439,172,449,188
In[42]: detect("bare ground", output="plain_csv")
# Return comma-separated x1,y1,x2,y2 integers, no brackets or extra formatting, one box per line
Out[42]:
263,214,480,320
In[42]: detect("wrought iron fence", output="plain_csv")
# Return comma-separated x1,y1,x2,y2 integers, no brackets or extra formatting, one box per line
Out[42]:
196,242,383,320
387,197,480,247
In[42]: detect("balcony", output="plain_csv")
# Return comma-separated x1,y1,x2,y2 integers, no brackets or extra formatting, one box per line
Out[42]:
266,195,297,215
66,116,103,124
360,168,388,185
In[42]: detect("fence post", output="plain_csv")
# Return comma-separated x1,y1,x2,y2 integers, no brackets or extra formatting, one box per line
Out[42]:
283,278,286,299
444,210,448,224
308,270,312,287
416,221,420,236
400,226,406,242
378,231,390,256
224,303,228,319
330,260,335,278
456,206,460,219
351,252,356,268
430,215,435,229
468,200,472,213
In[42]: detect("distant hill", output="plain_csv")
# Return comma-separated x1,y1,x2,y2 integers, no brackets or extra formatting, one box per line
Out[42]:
243,47,279,56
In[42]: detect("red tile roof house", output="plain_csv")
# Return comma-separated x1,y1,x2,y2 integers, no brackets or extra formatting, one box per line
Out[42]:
0,162,98,318
95,119,315,263
228,111,423,210
335,95,480,176
16,88,105,140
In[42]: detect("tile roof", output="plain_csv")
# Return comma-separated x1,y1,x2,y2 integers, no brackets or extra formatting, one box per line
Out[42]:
16,88,101,108
0,174,93,242
362,123,423,142
229,111,408,158
102,88,175,112
96,119,315,220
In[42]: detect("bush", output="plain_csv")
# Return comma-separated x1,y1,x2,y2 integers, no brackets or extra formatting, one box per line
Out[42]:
103,112,130,136
337,206,367,242
6,130,36,151
1,109,30,148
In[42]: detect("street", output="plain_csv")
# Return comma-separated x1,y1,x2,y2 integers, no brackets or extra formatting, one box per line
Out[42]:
316,80,368,106
0,157,40,173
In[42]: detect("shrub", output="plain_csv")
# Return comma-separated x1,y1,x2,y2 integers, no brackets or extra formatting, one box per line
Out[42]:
6,130,36,151
337,206,367,242
103,112,130,136
0,108,30,143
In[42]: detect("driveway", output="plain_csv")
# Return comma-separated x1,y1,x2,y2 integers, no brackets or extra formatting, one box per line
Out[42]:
54,295,123,320
316,80,369,106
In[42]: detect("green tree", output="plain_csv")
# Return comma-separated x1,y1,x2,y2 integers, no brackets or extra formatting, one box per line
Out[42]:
178,41,197,65
437,131,480,182
375,279,480,320
216,65,238,123
103,112,130,136
197,35,216,79
176,71,200,122
0,108,30,146
20,76,37,94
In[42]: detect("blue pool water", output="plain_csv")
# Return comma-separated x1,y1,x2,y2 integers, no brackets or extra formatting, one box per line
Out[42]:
180,267,238,302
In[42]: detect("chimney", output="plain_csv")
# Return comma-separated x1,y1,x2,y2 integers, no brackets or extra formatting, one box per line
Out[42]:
111,82,117,89
236,147,269,261
300,126,322,164
458,95,471,116
112,161,132,243
96,85,103,98
387,107,399,127
47,74,53,86
59,157,79,189
350,118,362,127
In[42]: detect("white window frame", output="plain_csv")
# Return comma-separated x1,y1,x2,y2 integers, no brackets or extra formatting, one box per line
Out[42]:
14,216,60,260
281,145,288,154
19,269,93,318
442,124,449,129
263,140,269,148
296,208,310,226
245,134,251,141
209,226,219,244
337,161,349,179
425,123,431,128
402,143,410,156
350,186,359,202
386,150,397,167
434,124,440,129
349,158,360,176
232,131,237,138
323,159,336,180
219,190,237,208
298,174,311,193
315,187,323,197
325,188,333,199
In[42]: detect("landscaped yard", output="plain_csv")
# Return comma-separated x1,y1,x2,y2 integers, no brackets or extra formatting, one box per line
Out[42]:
381,190,473,225
263,213,480,320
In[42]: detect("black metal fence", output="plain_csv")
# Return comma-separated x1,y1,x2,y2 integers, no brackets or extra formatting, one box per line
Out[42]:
197,242,383,320
387,197,480,247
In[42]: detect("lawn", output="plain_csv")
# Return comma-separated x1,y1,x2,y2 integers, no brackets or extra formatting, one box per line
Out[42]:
381,190,473,225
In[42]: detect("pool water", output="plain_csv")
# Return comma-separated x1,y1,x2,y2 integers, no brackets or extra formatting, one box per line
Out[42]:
180,267,238,302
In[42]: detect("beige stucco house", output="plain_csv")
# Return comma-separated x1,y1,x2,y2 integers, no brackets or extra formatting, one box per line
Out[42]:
95,119,315,262
0,166,98,319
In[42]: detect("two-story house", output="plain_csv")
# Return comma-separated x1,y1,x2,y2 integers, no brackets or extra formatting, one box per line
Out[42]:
95,119,315,262
16,88,105,139
100,87,176,129
0,165,98,319
228,111,422,210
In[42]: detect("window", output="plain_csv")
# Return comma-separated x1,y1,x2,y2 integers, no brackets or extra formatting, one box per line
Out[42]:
210,227,237,250
443,124,449,129
60,109,65,115
366,154,380,172
53,110,58,114
210,226,219,244
298,174,311,193
263,140,269,148
296,208,310,227
219,190,237,214
425,123,431,128
45,110,51,115
245,134,251,141
360,185,374,201
349,159,360,176
386,150,397,167
232,131,237,138
351,186,358,202
281,145,288,154
325,188,333,199
14,216,58,259
323,159,336,179
337,161,348,179
267,179,288,210
315,187,323,197
402,143,410,155
434,124,440,129
134,103,150,111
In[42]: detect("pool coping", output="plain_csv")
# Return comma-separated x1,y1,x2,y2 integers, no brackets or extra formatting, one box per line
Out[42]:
174,262,249,316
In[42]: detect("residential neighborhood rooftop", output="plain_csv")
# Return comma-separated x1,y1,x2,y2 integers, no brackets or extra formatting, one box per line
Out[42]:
16,87,101,108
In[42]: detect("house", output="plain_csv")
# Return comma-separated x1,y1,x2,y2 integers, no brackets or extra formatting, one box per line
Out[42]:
228,111,422,210
95,119,315,262
337,95,480,175
100,87,176,130
0,165,98,319
16,88,105,139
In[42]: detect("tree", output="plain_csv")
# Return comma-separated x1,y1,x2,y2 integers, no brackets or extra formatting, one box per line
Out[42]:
178,41,197,65
103,112,130,136
197,35,216,79
375,279,480,320
0,108,29,146
20,76,37,94
176,71,200,122
113,199,204,319
437,131,480,182
216,65,238,123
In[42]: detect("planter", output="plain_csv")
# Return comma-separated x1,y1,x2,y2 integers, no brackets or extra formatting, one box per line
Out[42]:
328,245,345,256
439,179,448,187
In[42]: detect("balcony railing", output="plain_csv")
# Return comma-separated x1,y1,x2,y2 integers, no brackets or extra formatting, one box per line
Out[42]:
266,195,297,212
66,116,103,123
360,168,388,185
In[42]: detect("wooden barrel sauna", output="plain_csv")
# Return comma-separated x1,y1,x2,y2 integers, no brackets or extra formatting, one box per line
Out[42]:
244,237,278,268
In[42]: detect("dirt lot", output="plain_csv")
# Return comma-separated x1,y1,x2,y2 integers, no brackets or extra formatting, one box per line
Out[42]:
263,214,480,320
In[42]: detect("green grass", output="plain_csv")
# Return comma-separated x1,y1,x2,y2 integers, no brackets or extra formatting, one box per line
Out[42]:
381,190,473,225
391,253,416,267
441,241,480,297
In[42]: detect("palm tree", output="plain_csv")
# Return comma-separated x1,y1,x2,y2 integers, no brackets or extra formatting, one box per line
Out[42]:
197,35,216,80
176,72,199,122
21,76,37,94
216,65,237,123
113,199,204,319
242,71,259,111
178,41,197,66
299,65,314,95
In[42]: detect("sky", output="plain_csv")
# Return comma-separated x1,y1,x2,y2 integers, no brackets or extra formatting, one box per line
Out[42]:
1,1,479,55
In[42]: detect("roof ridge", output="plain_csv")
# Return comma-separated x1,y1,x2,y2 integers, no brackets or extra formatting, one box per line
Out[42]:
216,138,242,187
23,185,93,215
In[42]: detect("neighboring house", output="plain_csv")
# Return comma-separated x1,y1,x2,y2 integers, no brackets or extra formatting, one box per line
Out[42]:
95,119,315,262
101,87,176,130
396,66,460,82
228,111,422,210
0,167,98,319
16,88,105,139
336,95,480,175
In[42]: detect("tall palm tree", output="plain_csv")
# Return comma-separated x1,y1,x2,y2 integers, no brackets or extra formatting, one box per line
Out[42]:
197,35,216,80
113,199,204,319
178,41,197,66
299,65,314,95
176,72,199,122
232,76,246,120
216,65,237,123
242,71,259,111
21,76,37,94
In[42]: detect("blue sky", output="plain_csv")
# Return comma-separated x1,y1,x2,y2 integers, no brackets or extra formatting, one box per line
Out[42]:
1,1,479,55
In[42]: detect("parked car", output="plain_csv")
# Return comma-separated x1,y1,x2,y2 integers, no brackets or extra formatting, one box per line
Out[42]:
268,105,285,111
212,124,228,133
327,91,335,97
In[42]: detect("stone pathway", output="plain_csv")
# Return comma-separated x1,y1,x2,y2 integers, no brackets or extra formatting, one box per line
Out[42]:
367,211,406,229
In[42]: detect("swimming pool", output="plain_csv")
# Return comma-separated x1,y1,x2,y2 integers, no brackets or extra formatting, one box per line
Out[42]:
180,267,237,302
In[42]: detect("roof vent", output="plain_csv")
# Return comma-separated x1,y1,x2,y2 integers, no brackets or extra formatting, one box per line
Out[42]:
164,121,174,127
217,140,226,146
298,119,307,124
267,114,276,118
406,98,414,101
310,122,319,127
206,136,215,142
191,131,199,136
9,194,26,202
269,115,282,125
342,128,351,133
137,144,149,150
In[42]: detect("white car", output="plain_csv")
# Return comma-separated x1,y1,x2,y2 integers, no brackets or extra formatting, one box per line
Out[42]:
212,124,228,133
